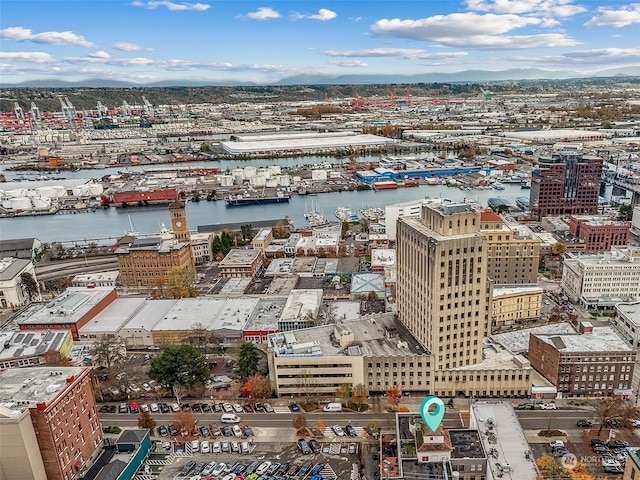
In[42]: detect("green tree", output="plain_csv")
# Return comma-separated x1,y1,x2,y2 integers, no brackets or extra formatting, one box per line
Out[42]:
240,224,254,241
138,410,156,430
619,204,634,221
212,230,235,256
19,272,39,301
235,342,260,380
148,344,209,390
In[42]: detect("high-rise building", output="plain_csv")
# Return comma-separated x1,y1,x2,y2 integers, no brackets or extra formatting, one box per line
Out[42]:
530,151,603,220
396,201,491,370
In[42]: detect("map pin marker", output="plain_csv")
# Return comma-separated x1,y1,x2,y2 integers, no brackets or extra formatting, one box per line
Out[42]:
420,396,445,432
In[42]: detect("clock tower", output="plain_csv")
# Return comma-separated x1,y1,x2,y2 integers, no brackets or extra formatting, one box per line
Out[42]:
169,200,190,243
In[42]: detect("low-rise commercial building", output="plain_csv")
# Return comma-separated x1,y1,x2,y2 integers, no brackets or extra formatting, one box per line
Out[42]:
0,257,38,308
492,286,543,331
252,228,273,253
568,215,629,253
611,301,640,349
0,330,73,371
219,248,263,278
528,323,635,398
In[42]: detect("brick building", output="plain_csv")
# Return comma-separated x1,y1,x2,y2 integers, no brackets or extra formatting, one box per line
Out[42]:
219,249,264,278
0,367,103,480
528,323,635,398
530,150,603,220
568,215,630,253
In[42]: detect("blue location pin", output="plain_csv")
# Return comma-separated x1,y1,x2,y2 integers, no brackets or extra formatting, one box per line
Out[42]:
420,396,445,432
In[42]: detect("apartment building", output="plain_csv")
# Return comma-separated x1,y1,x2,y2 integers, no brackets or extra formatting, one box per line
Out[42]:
562,247,640,309
0,367,103,480
396,200,490,370
252,228,273,253
528,323,635,398
568,215,630,253
480,211,541,285
530,150,603,219
492,286,543,331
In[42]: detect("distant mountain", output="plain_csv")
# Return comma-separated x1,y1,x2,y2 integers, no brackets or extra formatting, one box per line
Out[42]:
1,67,638,88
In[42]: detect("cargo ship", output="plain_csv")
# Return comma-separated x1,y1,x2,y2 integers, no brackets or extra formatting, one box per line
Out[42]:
111,189,179,206
225,192,291,207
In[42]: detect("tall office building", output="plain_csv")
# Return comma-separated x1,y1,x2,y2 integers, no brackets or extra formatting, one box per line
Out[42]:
530,150,603,220
396,201,491,370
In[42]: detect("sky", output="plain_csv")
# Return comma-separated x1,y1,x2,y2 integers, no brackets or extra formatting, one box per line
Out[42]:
1,0,640,84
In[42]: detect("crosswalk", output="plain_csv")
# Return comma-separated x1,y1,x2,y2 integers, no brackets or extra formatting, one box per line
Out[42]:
321,426,365,437
272,406,293,414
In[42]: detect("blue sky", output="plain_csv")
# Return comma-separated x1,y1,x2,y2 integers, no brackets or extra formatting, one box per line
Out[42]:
1,0,639,84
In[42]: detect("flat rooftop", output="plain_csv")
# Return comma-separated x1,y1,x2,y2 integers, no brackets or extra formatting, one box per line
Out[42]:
0,366,87,410
493,286,543,298
245,297,287,331
471,401,538,480
0,257,30,281
533,326,633,353
15,287,115,326
80,297,147,334
492,323,576,354
219,248,262,266
454,338,530,371
616,303,640,326
449,430,485,459
0,330,70,361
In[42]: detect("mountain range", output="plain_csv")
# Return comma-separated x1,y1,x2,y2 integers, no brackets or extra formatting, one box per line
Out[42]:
2,67,640,88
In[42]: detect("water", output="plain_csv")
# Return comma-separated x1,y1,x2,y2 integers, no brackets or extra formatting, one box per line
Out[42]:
0,183,533,243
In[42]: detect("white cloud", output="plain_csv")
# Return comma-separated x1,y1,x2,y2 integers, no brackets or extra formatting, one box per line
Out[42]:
330,59,368,67
584,4,640,28
131,1,210,11
371,13,579,49
65,54,155,66
562,47,640,64
89,51,111,59
324,48,468,60
114,42,150,51
163,59,290,73
0,51,56,63
465,0,585,16
244,7,281,20
0,26,94,47
291,8,337,21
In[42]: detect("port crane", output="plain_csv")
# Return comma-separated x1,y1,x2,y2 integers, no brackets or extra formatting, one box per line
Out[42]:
121,100,132,117
142,96,154,117
96,101,108,118
29,102,41,130
59,96,77,127
13,102,25,123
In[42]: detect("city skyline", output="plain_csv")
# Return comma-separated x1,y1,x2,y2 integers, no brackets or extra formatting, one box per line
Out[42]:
2,0,640,85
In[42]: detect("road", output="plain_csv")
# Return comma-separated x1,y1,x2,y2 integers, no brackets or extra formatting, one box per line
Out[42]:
35,256,118,281
99,408,593,432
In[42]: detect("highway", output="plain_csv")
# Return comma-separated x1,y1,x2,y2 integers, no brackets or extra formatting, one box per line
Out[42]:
35,256,118,281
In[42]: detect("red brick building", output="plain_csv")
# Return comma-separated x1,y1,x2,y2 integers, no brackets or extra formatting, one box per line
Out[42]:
528,324,635,398
219,249,264,278
0,367,103,480
568,215,630,252
530,151,603,220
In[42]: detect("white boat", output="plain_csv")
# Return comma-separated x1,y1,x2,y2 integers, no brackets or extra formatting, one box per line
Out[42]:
334,206,353,221
304,202,329,227
360,207,384,221
493,182,505,190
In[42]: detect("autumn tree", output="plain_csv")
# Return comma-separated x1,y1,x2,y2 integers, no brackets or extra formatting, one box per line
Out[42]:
386,386,402,410
593,397,638,435
165,266,197,298
352,383,369,411
173,410,196,437
138,410,157,430
292,413,307,435
551,241,567,255
44,351,74,366
241,374,272,399
314,418,326,436
536,453,571,480
336,384,352,407
89,336,127,371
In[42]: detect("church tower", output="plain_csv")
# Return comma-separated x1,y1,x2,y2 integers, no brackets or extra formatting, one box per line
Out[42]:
169,200,190,244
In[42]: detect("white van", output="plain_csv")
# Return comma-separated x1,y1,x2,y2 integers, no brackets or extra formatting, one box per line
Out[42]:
221,413,241,423
323,402,343,412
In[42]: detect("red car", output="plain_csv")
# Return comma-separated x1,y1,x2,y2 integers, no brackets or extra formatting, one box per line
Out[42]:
243,404,254,413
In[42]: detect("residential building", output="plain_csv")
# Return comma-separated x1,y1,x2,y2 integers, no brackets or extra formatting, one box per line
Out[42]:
568,215,630,252
15,287,117,341
624,447,640,480
284,233,301,257
530,150,603,219
492,286,543,331
396,200,490,370
0,367,103,480
562,247,640,309
189,231,213,266
480,212,541,285
528,323,635,398
115,202,195,289
611,301,640,349
219,248,264,278
0,257,38,308
0,330,74,371
0,404,47,480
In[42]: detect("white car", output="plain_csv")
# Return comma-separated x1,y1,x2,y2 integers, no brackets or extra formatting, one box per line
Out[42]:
212,442,221,453
140,404,149,412
233,424,242,437
201,440,210,453
171,403,180,412
222,402,233,413
256,462,272,475
212,463,227,476
541,402,557,410
332,425,345,436
130,384,141,393
149,403,159,412
202,462,216,476
233,403,243,413
142,383,152,392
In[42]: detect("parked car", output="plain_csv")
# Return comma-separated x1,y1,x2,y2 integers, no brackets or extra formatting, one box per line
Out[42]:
345,424,357,437
518,403,535,410
549,441,565,448
171,403,180,412
158,425,168,436
244,425,253,437
212,463,227,476
243,404,254,413
298,438,311,455
222,402,233,413
256,462,272,475
201,440,210,454
159,403,170,413
264,403,274,413
202,462,217,476
233,403,243,413
254,402,264,412
118,403,128,413
540,402,557,410
608,440,630,448
212,441,221,453
180,461,196,476
309,438,321,453
290,402,300,412
232,424,242,437
576,419,592,427
332,425,345,436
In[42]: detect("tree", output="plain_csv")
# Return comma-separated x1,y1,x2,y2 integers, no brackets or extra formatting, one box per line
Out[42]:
89,336,127,371
619,204,634,221
241,374,272,399
44,351,74,366
188,322,221,355
235,342,260,380
272,221,291,239
386,386,402,410
240,224,254,241
536,453,571,480
551,241,567,255
292,413,307,435
19,272,39,301
336,384,352,407
351,383,369,411
172,384,187,406
148,344,209,391
173,410,196,437
594,397,635,435
138,410,157,430
165,266,197,298
314,418,326,436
